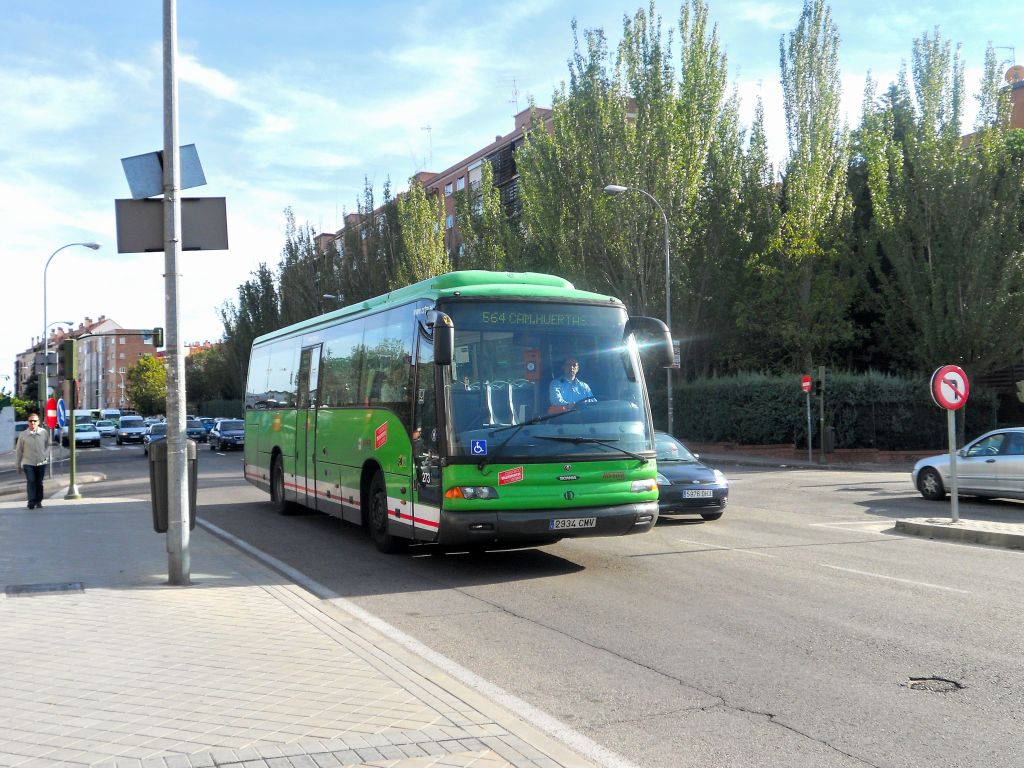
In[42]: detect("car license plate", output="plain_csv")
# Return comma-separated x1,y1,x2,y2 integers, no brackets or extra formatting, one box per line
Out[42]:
550,517,597,530
683,489,714,499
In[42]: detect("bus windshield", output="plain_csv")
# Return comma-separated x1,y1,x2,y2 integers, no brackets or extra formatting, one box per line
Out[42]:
441,300,653,462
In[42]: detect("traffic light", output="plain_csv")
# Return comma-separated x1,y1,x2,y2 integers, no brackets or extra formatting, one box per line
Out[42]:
153,327,164,348
62,339,77,382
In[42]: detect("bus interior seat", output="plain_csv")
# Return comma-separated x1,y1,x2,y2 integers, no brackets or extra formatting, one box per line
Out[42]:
510,381,535,423
486,382,516,425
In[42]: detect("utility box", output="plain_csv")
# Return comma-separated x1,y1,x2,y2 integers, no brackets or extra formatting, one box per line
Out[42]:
149,439,198,533
824,426,836,454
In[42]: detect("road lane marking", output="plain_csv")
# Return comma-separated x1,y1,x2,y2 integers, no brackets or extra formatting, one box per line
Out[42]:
672,537,778,558
818,564,969,594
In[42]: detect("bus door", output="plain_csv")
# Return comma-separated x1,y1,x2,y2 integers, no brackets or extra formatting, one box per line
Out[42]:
412,324,442,540
296,344,322,509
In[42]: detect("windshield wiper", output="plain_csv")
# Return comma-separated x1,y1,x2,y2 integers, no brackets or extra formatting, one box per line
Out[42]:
537,435,649,464
476,409,576,470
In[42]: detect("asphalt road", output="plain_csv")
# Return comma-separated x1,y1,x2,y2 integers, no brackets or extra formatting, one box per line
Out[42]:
77,445,1024,768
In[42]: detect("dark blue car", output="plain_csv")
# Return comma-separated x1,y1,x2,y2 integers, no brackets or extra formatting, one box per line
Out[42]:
186,419,207,443
142,423,167,456
209,419,245,451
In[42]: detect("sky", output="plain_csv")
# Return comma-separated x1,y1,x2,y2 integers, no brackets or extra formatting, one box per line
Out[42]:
0,0,1011,394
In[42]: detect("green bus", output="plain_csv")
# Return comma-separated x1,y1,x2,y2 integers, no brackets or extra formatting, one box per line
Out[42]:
243,270,673,552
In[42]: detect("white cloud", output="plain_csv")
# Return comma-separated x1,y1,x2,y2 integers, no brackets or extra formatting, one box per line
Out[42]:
736,1,798,31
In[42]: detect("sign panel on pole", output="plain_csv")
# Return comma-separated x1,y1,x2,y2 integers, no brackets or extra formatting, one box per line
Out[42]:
56,398,67,429
45,397,58,429
801,374,812,393
930,365,970,411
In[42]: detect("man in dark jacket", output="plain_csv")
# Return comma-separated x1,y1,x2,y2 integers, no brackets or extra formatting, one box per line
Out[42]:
15,413,49,509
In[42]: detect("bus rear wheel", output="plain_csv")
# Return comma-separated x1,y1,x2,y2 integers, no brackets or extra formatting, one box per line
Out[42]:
368,472,404,554
271,455,296,515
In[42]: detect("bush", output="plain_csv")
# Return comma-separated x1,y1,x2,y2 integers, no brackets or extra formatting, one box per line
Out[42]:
674,371,997,451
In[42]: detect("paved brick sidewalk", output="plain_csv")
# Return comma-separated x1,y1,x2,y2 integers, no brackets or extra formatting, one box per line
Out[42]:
0,497,601,768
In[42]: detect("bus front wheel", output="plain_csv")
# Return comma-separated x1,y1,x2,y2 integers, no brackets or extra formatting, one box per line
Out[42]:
368,472,404,554
271,455,296,515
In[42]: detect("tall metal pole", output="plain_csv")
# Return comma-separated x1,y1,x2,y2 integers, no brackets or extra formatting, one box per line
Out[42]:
42,243,99,476
602,184,673,434
947,409,960,523
164,0,190,585
635,189,673,437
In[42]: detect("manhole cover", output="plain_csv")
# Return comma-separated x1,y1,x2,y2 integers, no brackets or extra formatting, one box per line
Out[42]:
5,582,85,597
907,676,962,693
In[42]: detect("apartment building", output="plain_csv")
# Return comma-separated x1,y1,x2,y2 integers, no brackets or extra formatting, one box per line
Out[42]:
15,316,163,411
329,107,553,263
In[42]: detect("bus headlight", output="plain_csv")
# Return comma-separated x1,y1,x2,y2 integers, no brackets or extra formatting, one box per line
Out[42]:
631,479,658,493
445,486,499,500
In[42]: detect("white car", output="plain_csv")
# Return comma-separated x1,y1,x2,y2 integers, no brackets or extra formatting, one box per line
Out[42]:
62,422,102,448
912,427,1024,501
95,419,116,437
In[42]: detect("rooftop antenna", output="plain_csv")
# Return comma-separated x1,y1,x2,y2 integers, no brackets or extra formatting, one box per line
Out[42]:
509,77,520,114
995,45,1016,69
420,125,432,167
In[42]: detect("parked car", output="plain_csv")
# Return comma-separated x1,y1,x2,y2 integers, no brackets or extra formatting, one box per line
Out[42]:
654,431,729,521
912,427,1024,501
209,419,245,451
95,419,116,438
63,422,102,448
142,423,167,456
116,415,148,445
13,421,27,448
185,419,207,442
199,417,215,434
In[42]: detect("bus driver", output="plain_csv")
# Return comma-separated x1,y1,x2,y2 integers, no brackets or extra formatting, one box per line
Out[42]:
549,357,595,408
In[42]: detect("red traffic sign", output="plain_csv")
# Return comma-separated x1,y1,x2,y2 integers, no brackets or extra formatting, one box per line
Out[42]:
45,397,58,429
931,365,970,411
801,375,812,393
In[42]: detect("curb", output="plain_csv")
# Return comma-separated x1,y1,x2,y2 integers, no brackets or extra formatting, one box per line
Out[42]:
895,518,1024,550
0,472,107,499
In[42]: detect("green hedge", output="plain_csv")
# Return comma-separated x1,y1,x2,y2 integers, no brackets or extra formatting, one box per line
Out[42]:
194,399,243,419
671,371,998,451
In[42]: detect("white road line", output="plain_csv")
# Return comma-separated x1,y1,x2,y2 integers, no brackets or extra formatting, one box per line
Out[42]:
819,564,969,594
199,519,642,768
672,537,778,558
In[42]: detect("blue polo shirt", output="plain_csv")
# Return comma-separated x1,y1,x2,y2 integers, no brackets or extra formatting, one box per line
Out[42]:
549,376,594,406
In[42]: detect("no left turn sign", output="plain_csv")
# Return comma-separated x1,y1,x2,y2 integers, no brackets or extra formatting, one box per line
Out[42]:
931,365,970,411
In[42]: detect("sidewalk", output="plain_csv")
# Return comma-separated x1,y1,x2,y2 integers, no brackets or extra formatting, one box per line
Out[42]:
0,491,604,768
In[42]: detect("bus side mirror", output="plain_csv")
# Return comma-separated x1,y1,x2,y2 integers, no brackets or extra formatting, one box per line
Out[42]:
426,310,455,366
626,316,673,368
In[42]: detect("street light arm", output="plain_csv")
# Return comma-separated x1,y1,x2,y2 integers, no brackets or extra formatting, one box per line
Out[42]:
603,183,674,435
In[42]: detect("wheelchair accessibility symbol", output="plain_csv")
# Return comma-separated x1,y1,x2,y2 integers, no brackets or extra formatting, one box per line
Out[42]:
471,439,488,456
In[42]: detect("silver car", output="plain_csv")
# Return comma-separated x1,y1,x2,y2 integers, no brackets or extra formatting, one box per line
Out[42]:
912,427,1024,501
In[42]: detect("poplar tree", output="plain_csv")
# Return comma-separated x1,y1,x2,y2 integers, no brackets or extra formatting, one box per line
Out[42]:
517,0,730,328
746,0,855,372
861,36,1024,376
454,160,513,272
218,262,280,394
395,178,451,286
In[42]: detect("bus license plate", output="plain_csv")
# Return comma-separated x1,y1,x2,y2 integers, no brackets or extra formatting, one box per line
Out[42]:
683,489,714,499
550,517,597,530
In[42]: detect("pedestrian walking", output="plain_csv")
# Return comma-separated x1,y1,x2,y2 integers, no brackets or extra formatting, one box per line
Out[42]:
15,413,49,509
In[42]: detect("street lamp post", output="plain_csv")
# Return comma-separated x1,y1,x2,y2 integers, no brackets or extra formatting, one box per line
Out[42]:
603,184,674,436
42,243,100,479
42,243,100,412
108,369,126,408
